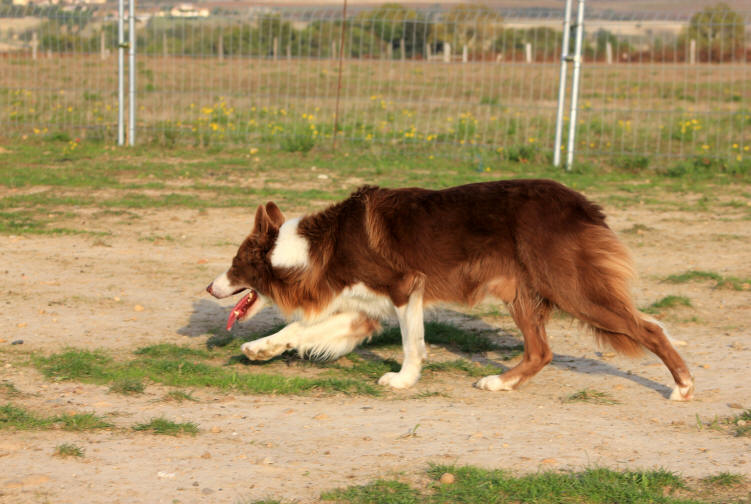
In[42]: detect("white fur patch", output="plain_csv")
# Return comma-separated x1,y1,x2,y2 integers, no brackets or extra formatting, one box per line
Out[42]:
475,374,519,391
270,218,310,269
669,379,694,401
209,270,242,298
296,283,396,323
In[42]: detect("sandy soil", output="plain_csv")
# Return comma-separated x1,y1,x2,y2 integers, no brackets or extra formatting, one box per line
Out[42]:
1,196,750,504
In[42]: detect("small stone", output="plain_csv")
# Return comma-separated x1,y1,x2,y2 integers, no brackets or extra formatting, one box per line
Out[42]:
728,403,745,409
133,305,144,312
157,471,175,479
192,481,199,487
11,340,23,345
210,426,221,433
283,408,295,414
201,452,211,459
541,458,557,464
201,488,214,495
16,323,26,328
700,364,710,369
439,473,455,485
313,413,329,420
197,258,208,264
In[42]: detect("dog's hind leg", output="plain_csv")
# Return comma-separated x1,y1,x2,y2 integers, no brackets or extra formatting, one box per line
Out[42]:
241,312,380,362
476,290,553,391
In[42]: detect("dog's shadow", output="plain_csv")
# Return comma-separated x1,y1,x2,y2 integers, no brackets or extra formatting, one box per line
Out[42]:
179,300,673,399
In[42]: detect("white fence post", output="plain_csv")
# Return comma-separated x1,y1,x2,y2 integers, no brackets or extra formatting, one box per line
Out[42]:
525,42,532,63
128,0,136,146
443,43,450,63
690,39,696,64
606,41,612,64
462,45,468,63
553,0,574,168
31,32,37,60
117,0,124,146
565,0,586,169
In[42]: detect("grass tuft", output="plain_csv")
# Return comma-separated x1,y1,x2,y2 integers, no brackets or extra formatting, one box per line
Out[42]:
108,378,145,395
564,389,621,405
133,416,199,436
54,443,85,458
162,390,198,403
665,270,751,291
0,403,112,431
702,472,746,487
642,295,693,314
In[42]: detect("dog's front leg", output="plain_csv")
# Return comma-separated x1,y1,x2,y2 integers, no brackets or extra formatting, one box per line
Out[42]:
378,289,425,389
241,322,303,361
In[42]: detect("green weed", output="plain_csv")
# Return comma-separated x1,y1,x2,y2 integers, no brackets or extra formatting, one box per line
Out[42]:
564,389,621,405
108,378,145,395
54,443,85,458
702,472,746,487
665,270,751,291
133,416,199,436
0,403,112,431
642,295,693,315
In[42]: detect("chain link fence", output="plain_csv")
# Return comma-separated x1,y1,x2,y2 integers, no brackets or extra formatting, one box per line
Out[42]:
1,3,749,163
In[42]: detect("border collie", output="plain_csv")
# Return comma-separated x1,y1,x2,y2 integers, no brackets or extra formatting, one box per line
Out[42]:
206,179,694,400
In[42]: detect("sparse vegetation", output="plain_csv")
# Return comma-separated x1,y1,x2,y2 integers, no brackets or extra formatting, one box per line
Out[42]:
108,378,145,395
564,389,621,405
642,295,693,314
0,403,112,431
133,417,199,436
665,270,751,291
54,443,85,458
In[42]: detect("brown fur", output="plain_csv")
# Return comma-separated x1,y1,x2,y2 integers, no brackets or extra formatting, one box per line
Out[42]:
226,179,693,394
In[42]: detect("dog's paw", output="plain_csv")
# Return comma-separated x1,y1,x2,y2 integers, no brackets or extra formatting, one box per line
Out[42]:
475,374,519,391
377,371,419,389
669,379,694,401
241,340,284,361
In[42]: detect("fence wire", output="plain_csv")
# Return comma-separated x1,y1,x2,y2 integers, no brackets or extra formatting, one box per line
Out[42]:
1,3,749,163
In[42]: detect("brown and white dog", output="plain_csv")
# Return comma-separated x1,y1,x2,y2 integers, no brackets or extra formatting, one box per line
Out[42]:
206,179,694,400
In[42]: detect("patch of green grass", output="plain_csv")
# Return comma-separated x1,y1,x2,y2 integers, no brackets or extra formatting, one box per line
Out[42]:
33,347,381,396
310,465,729,504
733,409,751,437
424,359,501,378
0,381,22,398
367,322,501,353
133,416,199,436
134,344,211,360
54,443,85,458
621,223,654,234
321,480,420,504
57,412,113,431
0,403,112,431
564,389,621,405
161,390,198,403
702,472,746,487
642,295,693,315
665,270,751,291
108,378,145,395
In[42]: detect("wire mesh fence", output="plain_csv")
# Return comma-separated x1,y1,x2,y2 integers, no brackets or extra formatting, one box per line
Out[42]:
1,2,749,163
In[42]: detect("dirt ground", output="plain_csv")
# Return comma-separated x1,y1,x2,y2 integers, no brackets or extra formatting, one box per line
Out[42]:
1,195,750,504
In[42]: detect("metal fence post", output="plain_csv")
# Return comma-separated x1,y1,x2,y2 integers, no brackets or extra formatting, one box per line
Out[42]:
565,0,586,169
117,0,124,146
553,0,573,168
128,0,136,146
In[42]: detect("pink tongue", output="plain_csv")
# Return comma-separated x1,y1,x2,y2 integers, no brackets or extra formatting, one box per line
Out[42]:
226,292,254,331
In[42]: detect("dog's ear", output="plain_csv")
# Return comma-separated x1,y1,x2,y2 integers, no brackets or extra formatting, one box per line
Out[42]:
265,201,285,229
252,203,283,236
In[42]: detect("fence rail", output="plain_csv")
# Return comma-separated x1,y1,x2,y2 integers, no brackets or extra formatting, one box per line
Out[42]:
1,3,749,163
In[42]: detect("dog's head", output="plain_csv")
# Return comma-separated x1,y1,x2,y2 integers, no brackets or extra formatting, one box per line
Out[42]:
206,202,285,330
